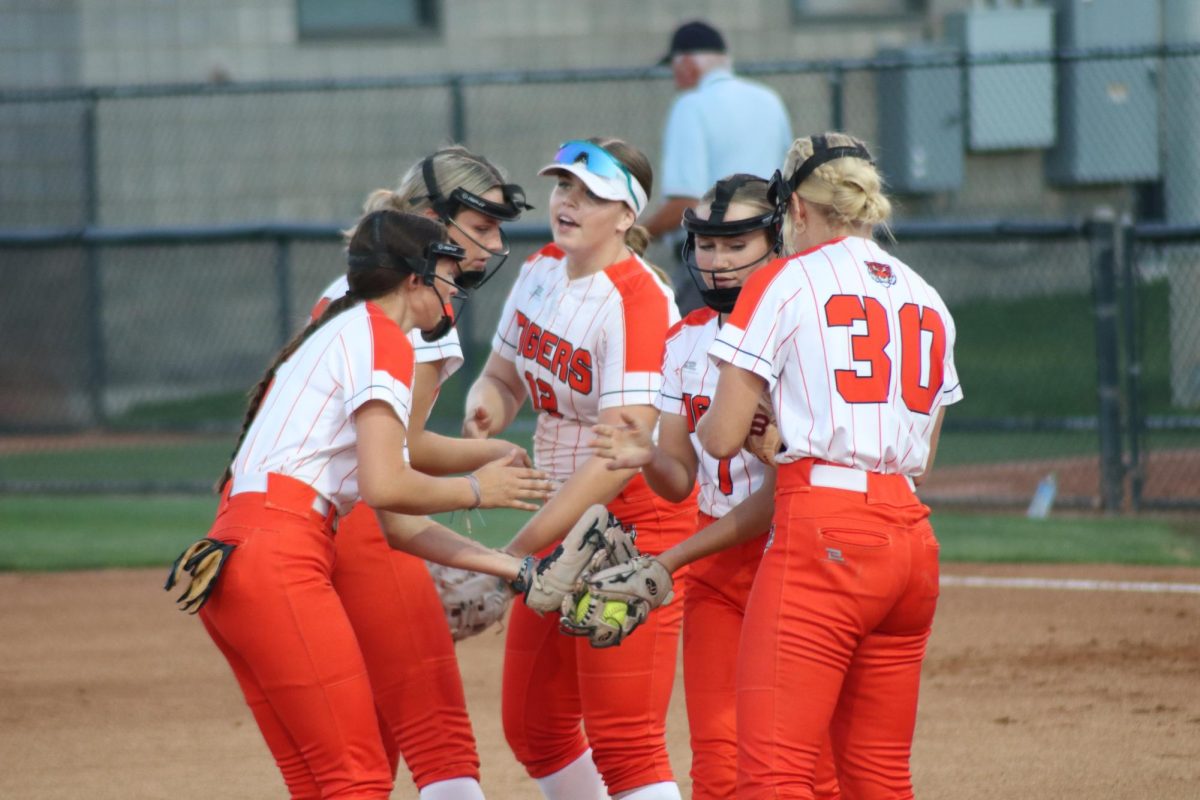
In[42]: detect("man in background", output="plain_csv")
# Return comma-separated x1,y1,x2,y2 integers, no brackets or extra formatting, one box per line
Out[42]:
645,20,794,313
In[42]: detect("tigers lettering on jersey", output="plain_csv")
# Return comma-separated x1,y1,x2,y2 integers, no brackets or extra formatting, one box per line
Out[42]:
494,244,679,482
514,310,594,395
681,392,710,433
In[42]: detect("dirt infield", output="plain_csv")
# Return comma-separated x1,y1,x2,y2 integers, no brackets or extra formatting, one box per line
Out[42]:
2,564,1198,799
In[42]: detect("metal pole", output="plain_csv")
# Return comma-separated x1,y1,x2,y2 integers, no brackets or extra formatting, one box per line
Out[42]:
82,93,108,426
1119,218,1144,511
827,67,844,130
275,237,293,346
1088,211,1124,512
450,76,467,144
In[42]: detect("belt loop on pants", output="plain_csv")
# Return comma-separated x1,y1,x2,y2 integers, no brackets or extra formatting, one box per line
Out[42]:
227,472,338,531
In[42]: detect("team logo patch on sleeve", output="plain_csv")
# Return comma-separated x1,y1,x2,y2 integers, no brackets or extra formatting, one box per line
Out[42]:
866,261,897,286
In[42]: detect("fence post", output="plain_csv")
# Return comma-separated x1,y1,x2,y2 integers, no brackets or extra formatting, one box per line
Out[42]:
82,92,108,426
827,67,844,130
275,237,293,347
1089,211,1124,512
1119,218,1144,510
449,76,467,144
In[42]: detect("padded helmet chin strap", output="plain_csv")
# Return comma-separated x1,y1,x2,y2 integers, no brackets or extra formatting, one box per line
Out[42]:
420,156,454,221
707,173,756,225
787,134,875,195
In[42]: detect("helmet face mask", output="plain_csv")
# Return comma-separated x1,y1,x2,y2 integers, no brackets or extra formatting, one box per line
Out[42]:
419,157,532,292
682,174,783,314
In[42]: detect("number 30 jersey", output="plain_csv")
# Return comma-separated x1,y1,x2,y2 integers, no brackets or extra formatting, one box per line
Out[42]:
659,307,767,518
493,244,679,483
710,236,963,476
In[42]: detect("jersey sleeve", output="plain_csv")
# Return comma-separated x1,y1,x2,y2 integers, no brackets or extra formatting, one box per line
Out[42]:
939,302,964,408
311,275,350,323
707,261,793,390
656,330,687,416
341,309,415,429
410,327,464,385
659,95,708,199
597,271,670,410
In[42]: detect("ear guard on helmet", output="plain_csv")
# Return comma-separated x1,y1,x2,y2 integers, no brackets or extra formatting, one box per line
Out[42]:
415,239,469,342
681,173,783,314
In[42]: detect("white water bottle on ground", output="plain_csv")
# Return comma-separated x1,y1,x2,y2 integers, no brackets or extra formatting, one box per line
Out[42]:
1027,473,1057,519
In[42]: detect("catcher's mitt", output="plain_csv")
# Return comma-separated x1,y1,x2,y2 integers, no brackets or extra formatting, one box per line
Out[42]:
743,392,784,467
164,537,236,614
523,505,639,615
426,562,513,641
559,590,649,648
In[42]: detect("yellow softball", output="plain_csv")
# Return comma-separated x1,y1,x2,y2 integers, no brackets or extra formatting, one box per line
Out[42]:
574,592,627,626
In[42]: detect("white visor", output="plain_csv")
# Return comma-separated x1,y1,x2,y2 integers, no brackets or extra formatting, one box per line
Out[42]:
537,162,649,217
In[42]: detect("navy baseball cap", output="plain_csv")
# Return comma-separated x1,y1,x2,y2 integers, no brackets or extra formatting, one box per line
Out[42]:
658,20,727,65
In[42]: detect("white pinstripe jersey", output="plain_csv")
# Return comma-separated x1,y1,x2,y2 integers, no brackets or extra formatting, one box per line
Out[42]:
316,275,463,386
659,307,767,517
709,236,963,475
231,301,414,515
493,244,680,483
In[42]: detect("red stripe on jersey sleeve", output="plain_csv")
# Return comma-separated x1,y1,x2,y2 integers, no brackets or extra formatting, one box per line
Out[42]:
676,306,718,335
605,257,671,373
310,296,331,323
366,303,415,388
727,256,791,330
533,242,565,261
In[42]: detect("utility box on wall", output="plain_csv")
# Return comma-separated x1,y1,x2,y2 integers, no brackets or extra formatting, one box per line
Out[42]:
1045,0,1161,184
875,46,964,194
944,6,1055,151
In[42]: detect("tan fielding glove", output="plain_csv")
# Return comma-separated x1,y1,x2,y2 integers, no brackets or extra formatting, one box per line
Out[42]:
163,538,236,614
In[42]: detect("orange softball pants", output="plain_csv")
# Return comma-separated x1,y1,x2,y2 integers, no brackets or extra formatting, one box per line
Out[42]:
331,502,480,789
684,513,768,800
501,476,696,796
199,474,393,800
736,460,939,800
685,513,839,800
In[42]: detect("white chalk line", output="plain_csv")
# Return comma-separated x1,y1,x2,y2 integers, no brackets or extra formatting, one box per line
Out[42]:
940,575,1200,595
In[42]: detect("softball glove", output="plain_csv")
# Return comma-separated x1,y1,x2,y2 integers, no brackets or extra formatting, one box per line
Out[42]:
427,562,513,641
164,537,236,614
522,505,638,614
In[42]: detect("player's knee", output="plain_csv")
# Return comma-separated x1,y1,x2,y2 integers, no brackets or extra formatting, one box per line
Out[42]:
588,742,674,796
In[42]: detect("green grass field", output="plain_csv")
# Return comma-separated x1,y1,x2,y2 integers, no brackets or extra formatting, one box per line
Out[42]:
1,494,1198,572
2,280,1197,571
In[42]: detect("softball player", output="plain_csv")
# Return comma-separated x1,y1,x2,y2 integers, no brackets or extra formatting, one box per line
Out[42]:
698,134,962,799
462,138,695,800
194,210,550,800
590,174,839,800
310,148,532,799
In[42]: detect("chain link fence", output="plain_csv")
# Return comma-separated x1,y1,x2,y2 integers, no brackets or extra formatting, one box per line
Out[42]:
2,47,1199,509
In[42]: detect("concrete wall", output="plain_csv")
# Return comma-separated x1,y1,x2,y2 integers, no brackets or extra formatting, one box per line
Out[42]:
1,0,929,88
